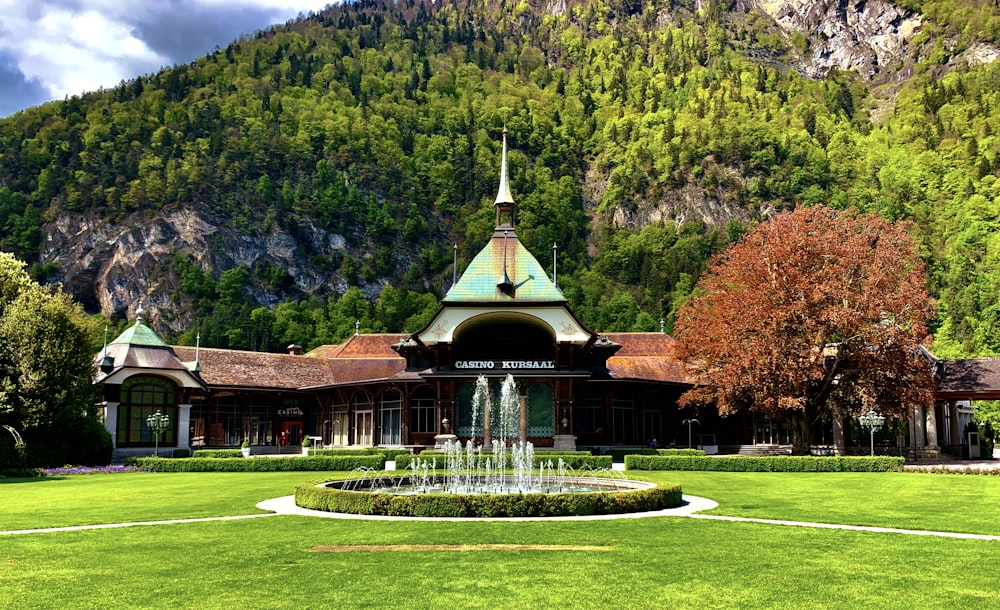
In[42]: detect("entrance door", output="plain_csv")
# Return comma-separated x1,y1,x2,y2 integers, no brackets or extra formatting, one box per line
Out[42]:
755,419,777,445
280,421,302,446
355,410,373,446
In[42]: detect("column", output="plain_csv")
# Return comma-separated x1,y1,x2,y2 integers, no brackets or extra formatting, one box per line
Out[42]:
177,403,192,451
925,402,939,450
949,401,961,446
519,395,527,445
913,403,926,447
103,402,119,449
832,413,845,455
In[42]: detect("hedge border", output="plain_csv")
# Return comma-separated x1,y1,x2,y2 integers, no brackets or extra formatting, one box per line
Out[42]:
624,455,905,472
294,476,682,517
124,455,386,472
605,448,706,461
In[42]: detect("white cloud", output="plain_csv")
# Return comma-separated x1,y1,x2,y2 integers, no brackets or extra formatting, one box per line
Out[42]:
0,0,334,110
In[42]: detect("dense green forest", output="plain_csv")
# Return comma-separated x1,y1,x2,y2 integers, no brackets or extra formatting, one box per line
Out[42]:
1,0,999,357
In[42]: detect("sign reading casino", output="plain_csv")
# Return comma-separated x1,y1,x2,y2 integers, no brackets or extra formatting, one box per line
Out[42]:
454,360,555,370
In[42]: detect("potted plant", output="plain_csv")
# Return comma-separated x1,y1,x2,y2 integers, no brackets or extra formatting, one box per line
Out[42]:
241,437,251,458
301,435,312,456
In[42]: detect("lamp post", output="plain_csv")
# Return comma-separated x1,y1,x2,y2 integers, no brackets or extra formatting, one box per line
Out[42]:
682,418,699,449
858,410,885,456
146,410,170,457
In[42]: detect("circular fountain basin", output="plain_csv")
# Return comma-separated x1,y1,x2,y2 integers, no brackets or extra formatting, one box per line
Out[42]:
295,475,682,518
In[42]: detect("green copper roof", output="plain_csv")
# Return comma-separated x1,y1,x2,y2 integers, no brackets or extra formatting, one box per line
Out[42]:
444,233,566,303
109,322,170,348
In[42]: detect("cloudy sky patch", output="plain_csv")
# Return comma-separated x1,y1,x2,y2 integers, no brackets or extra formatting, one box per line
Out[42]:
0,0,334,117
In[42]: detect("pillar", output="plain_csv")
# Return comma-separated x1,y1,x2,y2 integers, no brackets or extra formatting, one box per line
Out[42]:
913,403,926,447
925,403,939,449
949,401,961,446
519,395,527,445
103,402,119,449
832,414,845,455
177,403,192,451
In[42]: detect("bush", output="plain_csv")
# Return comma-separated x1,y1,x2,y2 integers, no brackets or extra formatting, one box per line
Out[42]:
192,449,244,459
294,477,683,517
604,448,706,461
8,416,113,468
124,455,386,472
624,455,905,472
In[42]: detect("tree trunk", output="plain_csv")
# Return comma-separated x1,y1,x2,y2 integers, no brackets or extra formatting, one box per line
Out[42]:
789,412,812,455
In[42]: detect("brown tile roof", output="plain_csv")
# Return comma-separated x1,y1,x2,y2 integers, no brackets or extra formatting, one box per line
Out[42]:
601,332,693,385
937,358,1000,399
173,346,336,390
304,334,408,359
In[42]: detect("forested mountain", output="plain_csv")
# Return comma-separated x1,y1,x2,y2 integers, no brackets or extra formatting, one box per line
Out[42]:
0,0,999,357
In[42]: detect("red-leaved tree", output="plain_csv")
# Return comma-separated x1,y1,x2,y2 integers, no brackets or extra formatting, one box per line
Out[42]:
674,206,936,454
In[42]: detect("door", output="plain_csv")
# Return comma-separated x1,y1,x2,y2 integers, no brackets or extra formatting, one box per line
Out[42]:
355,410,373,446
279,421,302,446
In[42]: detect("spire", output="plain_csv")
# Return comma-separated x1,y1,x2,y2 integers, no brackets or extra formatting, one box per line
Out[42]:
495,127,514,205
494,128,517,231
497,229,514,296
194,332,202,373
135,301,145,326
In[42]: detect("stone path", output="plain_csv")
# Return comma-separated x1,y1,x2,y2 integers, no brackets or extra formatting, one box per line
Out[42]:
4,493,1000,542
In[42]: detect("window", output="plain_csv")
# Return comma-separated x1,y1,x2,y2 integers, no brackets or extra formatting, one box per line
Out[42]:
117,376,177,446
379,390,402,445
410,386,438,434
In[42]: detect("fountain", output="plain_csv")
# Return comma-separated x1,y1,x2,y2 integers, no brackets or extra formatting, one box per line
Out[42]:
295,374,682,517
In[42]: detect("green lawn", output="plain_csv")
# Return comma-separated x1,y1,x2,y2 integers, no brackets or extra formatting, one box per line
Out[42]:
1,471,999,609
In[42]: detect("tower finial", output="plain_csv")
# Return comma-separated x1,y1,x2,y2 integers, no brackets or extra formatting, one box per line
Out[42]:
494,128,517,231
135,301,145,325
495,127,514,205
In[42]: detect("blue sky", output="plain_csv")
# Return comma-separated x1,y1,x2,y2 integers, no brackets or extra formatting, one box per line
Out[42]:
0,1,334,117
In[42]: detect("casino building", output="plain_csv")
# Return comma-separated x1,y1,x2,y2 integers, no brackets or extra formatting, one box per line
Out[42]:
93,132,694,459
92,133,991,461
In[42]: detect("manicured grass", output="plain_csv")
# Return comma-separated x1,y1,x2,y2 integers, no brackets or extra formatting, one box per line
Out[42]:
637,470,1000,535
2,470,1000,608
0,472,332,530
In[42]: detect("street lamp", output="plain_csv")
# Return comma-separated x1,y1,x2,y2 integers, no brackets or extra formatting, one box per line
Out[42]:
682,418,700,449
146,410,170,457
858,410,885,456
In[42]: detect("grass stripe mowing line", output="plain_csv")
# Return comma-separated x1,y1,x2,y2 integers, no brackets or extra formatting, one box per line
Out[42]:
0,511,278,536
689,514,1000,541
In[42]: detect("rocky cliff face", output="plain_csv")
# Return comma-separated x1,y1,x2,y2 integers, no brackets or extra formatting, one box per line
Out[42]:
42,203,351,333
755,0,923,80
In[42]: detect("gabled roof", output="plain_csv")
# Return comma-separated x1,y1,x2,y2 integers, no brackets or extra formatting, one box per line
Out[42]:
600,332,692,385
303,333,408,359
443,233,565,304
936,358,1000,400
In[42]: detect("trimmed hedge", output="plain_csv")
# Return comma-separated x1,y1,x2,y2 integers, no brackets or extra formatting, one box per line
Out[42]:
192,449,243,459
192,448,411,459
605,448,706,461
624,455,905,472
395,453,612,470
294,477,683,517
124,455,386,472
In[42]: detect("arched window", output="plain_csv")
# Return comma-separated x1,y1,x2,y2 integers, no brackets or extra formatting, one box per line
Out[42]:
118,376,177,446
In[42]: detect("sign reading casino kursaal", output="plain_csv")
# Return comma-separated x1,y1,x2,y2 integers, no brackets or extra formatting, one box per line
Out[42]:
454,360,555,370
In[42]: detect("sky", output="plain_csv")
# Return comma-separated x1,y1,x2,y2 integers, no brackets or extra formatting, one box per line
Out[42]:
0,0,336,118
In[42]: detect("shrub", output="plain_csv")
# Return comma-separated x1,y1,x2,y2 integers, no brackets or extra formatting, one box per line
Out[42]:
294,477,683,517
604,448,706,461
124,455,386,472
624,455,905,472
